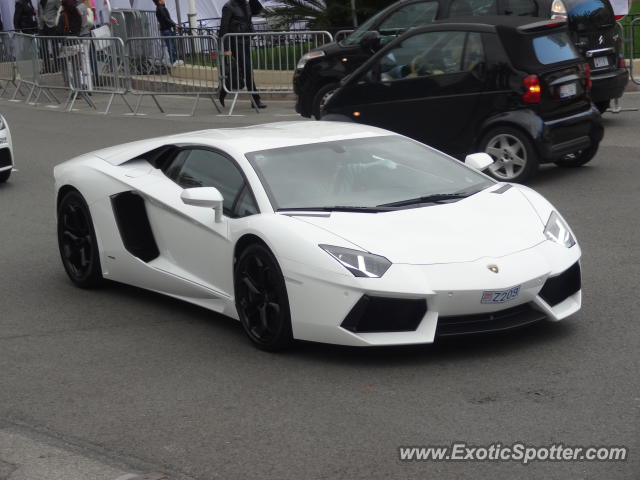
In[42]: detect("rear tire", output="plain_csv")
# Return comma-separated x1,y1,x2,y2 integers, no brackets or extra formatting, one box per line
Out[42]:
57,190,103,288
479,127,538,183
312,82,339,120
554,141,599,168
595,100,610,114
234,243,293,351
0,169,10,183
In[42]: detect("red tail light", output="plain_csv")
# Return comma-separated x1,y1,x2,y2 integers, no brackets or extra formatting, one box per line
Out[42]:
584,63,591,91
522,75,542,103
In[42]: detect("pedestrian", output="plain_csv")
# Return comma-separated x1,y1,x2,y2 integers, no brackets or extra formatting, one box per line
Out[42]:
37,0,61,73
61,0,90,36
218,0,266,108
14,0,39,33
37,0,61,35
153,0,183,67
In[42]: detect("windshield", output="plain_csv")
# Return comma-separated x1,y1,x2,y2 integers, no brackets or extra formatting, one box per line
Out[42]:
246,136,493,211
342,10,387,45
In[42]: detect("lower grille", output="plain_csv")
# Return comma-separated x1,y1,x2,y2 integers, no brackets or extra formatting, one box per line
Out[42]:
539,262,581,307
341,296,426,333
436,303,546,337
0,148,11,169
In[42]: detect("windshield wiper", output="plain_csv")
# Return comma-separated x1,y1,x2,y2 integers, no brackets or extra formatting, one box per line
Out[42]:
377,192,473,208
277,206,391,213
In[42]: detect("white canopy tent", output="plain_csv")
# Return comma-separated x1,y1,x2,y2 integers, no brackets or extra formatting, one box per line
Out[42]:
112,0,282,25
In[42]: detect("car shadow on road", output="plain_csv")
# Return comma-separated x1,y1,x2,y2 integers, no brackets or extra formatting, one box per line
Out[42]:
528,162,599,188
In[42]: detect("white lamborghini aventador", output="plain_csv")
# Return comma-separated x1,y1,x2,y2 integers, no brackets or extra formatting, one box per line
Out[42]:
0,114,14,183
54,122,581,350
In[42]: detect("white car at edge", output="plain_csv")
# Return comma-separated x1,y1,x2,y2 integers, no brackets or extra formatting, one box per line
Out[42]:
53,122,581,350
0,114,14,183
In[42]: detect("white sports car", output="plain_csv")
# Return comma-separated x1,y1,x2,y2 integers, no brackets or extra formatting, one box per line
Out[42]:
0,114,14,183
54,122,581,350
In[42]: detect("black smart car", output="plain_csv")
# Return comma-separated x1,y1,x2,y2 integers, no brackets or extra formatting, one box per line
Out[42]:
293,0,627,118
322,17,604,182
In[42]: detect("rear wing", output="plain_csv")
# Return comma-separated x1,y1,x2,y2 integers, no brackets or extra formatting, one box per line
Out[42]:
517,20,568,33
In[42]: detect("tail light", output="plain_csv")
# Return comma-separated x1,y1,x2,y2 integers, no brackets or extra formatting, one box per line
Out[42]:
550,0,567,20
522,75,542,103
584,63,591,91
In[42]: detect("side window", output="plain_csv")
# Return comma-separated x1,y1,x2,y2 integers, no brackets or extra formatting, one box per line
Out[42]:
503,0,538,16
377,31,467,82
450,0,497,16
378,2,439,32
463,32,485,71
164,149,258,217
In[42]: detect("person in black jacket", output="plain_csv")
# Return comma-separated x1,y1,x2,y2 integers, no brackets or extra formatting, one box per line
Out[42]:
153,0,182,66
14,0,39,33
218,0,265,108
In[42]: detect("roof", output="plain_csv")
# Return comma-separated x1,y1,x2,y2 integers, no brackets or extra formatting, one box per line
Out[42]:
171,121,393,153
94,121,395,165
432,15,566,30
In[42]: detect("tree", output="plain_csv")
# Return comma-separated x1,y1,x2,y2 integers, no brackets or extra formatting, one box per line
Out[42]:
266,0,397,31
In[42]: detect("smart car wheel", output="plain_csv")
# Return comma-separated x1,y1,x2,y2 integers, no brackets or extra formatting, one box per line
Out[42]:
554,141,599,168
313,82,339,120
235,243,293,351
0,169,10,183
481,127,538,183
57,190,103,288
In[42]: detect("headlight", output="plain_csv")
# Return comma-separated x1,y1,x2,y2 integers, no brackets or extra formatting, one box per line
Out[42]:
297,51,325,70
319,244,391,278
544,211,575,248
550,0,567,20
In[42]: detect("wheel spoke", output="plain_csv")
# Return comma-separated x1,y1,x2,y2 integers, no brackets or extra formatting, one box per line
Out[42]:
486,147,502,158
242,275,261,295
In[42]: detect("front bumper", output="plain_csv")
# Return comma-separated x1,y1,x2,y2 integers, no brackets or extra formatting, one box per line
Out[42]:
590,67,628,104
537,105,604,161
283,240,581,346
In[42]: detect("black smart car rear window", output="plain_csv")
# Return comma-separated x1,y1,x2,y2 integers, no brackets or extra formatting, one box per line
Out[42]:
532,32,579,65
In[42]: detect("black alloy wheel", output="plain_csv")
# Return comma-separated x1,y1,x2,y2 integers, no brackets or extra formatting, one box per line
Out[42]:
234,243,293,351
313,82,339,120
57,190,103,288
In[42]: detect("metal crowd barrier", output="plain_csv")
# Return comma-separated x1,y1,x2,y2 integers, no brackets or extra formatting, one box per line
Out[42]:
220,31,333,115
125,35,221,115
112,9,160,42
628,17,640,85
1,30,335,116
0,32,19,97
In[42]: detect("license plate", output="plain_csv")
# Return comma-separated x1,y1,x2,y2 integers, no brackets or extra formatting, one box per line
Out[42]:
481,286,521,304
594,56,609,68
558,83,577,99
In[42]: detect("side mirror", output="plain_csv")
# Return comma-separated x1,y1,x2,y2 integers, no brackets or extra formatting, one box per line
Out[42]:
465,153,494,171
181,187,224,222
359,30,381,52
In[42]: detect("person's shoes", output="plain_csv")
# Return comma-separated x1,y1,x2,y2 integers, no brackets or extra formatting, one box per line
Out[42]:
255,101,267,109
218,89,226,108
172,59,184,67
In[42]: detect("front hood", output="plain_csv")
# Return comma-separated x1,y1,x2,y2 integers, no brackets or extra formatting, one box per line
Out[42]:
292,187,547,264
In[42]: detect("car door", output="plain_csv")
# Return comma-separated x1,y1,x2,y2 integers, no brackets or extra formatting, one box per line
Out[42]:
327,29,488,157
133,147,259,303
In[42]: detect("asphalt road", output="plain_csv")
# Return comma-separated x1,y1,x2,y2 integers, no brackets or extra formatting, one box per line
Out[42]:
0,94,639,480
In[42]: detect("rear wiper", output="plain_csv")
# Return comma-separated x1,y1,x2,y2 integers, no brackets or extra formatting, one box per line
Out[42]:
377,192,472,208
277,206,391,213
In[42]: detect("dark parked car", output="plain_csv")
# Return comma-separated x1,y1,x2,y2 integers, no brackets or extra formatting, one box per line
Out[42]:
293,0,627,118
322,17,604,182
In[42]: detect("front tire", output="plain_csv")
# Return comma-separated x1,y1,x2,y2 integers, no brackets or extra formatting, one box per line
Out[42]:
57,190,103,288
312,82,339,120
0,169,10,183
480,127,539,183
234,243,293,351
